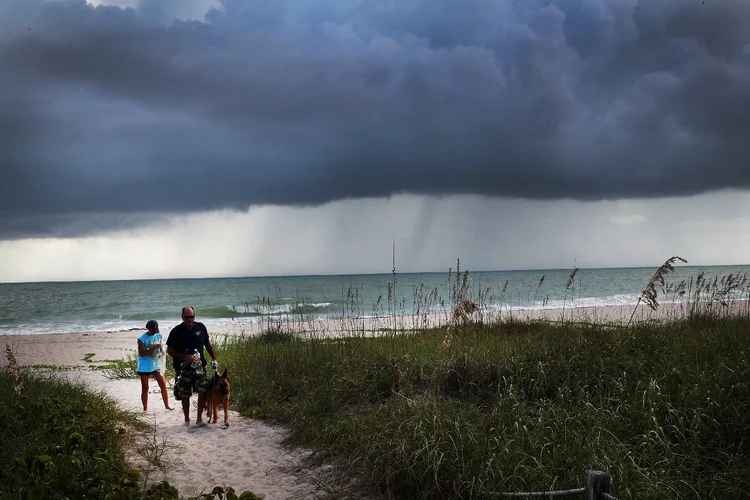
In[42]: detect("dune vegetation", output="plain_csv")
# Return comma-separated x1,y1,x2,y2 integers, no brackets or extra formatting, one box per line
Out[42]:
213,259,750,499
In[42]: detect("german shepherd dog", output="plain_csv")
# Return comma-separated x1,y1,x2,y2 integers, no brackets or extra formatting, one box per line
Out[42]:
206,368,231,426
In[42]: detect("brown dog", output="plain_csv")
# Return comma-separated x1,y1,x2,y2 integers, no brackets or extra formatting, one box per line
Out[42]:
205,368,231,426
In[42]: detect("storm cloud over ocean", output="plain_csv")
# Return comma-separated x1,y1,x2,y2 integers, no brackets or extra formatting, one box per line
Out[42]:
1,0,749,239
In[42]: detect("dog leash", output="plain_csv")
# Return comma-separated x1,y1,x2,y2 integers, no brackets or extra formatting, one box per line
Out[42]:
207,360,218,386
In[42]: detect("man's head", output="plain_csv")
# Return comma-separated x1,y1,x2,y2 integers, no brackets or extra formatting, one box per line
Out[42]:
182,306,195,327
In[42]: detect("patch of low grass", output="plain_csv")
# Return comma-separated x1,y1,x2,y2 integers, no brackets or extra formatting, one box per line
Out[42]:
99,353,175,383
28,363,85,371
217,316,750,499
260,323,296,344
98,352,139,379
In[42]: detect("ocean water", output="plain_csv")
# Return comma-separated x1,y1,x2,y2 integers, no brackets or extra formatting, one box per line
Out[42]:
1,265,748,335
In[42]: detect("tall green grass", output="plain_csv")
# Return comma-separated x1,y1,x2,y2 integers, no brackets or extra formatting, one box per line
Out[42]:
214,315,750,499
0,366,148,499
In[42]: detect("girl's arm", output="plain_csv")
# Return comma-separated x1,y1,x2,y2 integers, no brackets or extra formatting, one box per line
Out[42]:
137,340,148,357
138,340,160,357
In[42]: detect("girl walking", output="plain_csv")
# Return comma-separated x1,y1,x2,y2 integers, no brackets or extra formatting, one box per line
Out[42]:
137,320,174,412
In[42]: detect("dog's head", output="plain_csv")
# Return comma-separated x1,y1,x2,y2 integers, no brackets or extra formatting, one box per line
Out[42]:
214,368,230,395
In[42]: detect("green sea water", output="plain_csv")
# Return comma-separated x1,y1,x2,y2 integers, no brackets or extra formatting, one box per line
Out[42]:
1,265,748,335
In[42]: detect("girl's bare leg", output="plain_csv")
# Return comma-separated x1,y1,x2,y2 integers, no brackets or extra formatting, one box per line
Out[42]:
139,374,150,412
153,372,174,410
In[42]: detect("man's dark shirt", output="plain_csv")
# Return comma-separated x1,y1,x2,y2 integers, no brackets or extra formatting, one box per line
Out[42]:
166,321,211,372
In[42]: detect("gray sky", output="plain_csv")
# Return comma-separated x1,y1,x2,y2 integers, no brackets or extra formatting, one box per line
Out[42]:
1,0,749,281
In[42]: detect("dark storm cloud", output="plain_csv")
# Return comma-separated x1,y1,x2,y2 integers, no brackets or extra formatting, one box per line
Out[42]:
1,0,749,238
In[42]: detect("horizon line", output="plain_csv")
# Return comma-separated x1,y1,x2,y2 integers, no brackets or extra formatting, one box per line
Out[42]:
1,262,746,285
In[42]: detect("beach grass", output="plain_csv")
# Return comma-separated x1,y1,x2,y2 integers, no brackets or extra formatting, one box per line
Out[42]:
214,310,750,499
0,361,149,499
99,351,177,382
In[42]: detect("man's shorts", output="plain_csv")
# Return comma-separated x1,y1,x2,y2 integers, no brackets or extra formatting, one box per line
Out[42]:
173,364,209,400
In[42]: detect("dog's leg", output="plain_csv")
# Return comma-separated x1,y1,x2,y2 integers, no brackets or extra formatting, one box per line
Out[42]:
206,400,214,424
223,399,229,426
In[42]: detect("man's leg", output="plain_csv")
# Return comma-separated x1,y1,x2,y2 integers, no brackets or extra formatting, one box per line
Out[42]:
194,371,209,427
181,397,191,426
174,369,191,425
196,392,206,426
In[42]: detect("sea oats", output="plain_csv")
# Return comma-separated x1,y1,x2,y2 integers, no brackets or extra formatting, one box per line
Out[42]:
566,267,579,290
629,256,688,325
5,344,23,396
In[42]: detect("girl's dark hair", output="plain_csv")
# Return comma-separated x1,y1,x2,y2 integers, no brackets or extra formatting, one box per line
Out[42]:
146,320,159,332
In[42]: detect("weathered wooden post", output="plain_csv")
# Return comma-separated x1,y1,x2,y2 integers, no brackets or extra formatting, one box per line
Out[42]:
585,470,611,500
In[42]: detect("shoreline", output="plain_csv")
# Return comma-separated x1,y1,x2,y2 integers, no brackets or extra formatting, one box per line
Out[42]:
4,301,749,367
5,299,750,339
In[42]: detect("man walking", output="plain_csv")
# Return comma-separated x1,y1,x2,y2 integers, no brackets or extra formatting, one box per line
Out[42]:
166,306,218,427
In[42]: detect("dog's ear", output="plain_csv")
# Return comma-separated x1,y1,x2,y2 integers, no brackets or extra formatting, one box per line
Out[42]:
222,368,228,379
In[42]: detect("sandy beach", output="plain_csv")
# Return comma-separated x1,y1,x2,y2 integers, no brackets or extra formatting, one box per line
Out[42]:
218,300,749,338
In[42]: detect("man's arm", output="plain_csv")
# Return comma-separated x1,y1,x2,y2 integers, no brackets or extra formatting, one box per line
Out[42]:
166,329,190,362
166,345,182,359
167,345,196,363
205,338,217,362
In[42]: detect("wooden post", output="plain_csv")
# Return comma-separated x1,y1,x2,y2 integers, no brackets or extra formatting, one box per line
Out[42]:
585,470,611,500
